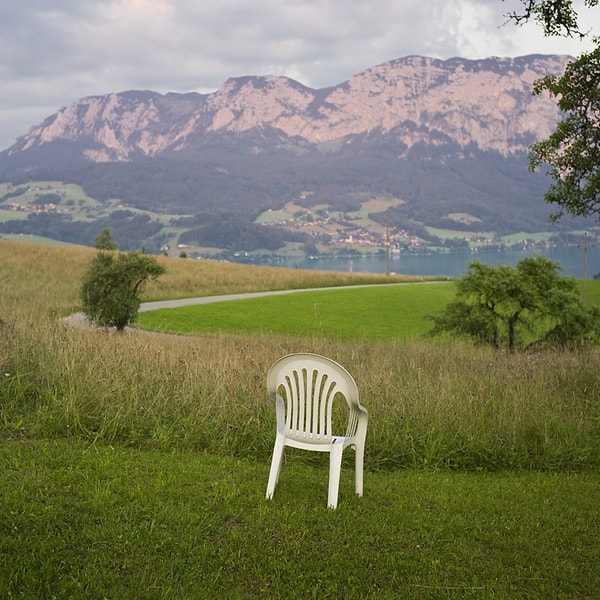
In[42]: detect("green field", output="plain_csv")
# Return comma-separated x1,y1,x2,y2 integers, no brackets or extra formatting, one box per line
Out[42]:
136,283,457,339
3,438,599,599
137,279,600,340
2,240,600,599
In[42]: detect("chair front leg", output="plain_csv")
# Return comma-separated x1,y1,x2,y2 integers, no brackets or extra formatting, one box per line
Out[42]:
266,435,285,499
327,440,344,509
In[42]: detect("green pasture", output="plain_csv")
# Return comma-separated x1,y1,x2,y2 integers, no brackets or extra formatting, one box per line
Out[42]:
426,226,483,240
0,233,81,245
136,279,600,340
255,207,295,223
500,232,555,244
0,181,93,205
137,282,456,338
0,209,26,223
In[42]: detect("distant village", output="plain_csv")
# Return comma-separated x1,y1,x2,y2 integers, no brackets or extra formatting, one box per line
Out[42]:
2,185,594,259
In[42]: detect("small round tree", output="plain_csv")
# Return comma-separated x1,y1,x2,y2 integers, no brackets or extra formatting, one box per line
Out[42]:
81,233,165,330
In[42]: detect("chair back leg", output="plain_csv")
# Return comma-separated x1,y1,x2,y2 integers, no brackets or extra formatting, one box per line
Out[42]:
355,445,364,497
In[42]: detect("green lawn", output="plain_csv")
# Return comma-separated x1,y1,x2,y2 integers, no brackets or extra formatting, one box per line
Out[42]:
137,279,600,340
2,438,599,599
137,282,457,339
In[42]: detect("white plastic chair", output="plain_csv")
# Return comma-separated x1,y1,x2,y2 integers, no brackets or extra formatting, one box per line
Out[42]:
265,353,368,509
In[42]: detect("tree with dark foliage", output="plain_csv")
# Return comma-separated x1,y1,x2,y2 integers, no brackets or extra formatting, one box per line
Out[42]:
504,0,600,220
429,256,600,351
504,0,599,37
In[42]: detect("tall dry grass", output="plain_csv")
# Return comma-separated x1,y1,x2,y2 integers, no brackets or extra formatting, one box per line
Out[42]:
2,239,600,470
0,239,418,316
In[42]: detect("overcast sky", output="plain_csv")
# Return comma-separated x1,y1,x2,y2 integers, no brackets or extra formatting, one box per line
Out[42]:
1,0,599,151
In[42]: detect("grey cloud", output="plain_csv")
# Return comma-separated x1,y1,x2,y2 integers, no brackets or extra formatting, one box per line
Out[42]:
1,0,598,150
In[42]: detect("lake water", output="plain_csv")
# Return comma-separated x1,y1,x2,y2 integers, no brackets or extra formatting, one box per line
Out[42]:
274,246,598,279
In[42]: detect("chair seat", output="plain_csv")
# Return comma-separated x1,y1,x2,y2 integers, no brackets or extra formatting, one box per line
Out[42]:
284,433,349,450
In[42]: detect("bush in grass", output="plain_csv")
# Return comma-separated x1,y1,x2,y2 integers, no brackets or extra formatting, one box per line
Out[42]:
429,256,600,351
81,247,165,331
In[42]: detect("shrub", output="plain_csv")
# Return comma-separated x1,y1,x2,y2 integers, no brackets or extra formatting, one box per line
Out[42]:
81,250,165,330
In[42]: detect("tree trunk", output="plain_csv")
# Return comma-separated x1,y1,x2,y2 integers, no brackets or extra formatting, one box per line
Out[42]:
507,312,520,352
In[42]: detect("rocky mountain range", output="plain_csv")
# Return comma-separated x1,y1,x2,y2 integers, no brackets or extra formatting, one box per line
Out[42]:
0,54,587,255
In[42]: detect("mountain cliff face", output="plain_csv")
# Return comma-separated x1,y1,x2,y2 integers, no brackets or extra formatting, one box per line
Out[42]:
4,54,568,165
0,54,582,255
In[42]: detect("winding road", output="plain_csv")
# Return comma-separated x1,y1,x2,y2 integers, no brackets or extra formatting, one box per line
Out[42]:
63,281,445,329
138,282,415,312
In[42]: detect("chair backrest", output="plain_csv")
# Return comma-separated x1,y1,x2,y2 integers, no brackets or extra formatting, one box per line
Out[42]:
267,353,363,441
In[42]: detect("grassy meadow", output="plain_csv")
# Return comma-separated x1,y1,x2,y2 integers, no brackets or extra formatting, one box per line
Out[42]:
2,239,600,598
138,280,600,340
136,283,458,339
